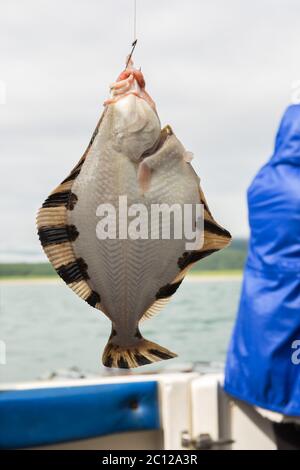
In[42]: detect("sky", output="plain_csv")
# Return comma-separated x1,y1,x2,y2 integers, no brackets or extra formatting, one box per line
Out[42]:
1,0,300,261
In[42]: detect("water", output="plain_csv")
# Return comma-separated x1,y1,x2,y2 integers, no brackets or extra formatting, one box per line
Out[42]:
0,278,241,383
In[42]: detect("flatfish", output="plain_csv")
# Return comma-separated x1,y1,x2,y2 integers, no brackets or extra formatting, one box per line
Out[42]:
37,60,231,368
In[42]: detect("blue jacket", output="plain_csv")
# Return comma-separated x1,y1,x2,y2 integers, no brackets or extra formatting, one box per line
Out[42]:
224,105,300,415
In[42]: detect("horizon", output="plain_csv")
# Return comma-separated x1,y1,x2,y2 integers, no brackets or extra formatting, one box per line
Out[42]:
0,237,248,265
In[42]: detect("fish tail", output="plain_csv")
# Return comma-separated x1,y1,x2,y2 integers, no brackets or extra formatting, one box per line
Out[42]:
102,329,177,369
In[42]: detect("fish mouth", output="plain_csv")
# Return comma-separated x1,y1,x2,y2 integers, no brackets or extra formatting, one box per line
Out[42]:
104,62,156,111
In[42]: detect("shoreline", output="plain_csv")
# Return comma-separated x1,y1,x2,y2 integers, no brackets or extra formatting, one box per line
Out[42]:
0,272,242,285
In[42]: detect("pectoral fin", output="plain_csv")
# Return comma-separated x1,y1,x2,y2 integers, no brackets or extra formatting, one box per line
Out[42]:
137,160,152,193
183,151,194,163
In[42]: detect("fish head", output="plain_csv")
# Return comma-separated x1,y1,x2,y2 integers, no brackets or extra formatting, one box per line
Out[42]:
104,58,161,162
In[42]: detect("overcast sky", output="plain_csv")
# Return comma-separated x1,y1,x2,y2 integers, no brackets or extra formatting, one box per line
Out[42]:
1,0,300,261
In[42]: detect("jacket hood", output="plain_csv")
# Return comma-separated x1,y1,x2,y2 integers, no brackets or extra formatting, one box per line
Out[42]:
271,104,300,165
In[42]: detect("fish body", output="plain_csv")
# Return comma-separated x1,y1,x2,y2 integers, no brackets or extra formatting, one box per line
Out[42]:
37,61,231,368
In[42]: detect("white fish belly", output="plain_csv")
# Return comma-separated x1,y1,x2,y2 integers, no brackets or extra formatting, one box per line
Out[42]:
68,137,200,337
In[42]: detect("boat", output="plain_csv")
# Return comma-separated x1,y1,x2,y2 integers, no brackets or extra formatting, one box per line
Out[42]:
0,371,281,450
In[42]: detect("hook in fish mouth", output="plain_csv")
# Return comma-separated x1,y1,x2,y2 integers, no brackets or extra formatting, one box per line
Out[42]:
104,58,156,110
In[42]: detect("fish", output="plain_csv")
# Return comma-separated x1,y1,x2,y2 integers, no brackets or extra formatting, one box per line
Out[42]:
36,58,231,369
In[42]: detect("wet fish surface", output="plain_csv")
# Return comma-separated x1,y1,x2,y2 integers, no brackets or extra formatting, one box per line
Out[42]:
37,60,231,368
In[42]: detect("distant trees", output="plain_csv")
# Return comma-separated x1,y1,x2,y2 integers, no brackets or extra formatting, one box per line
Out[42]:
0,239,248,277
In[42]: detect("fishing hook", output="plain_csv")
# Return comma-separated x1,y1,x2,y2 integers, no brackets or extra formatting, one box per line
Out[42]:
126,39,138,69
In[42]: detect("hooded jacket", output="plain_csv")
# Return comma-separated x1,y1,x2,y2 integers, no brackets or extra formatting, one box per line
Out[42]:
224,105,300,415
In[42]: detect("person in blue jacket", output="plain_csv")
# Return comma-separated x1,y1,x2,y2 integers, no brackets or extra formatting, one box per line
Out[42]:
224,105,300,420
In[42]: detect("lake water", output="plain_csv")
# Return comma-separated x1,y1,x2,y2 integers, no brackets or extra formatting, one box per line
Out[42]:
0,277,241,383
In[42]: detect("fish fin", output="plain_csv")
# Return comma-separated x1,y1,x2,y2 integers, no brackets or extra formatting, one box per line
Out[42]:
200,183,232,252
36,110,106,311
183,150,194,163
140,297,171,322
102,333,177,369
140,277,184,322
176,185,232,272
137,160,152,193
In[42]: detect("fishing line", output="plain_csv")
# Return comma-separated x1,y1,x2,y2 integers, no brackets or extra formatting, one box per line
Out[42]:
133,0,137,43
126,0,138,68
